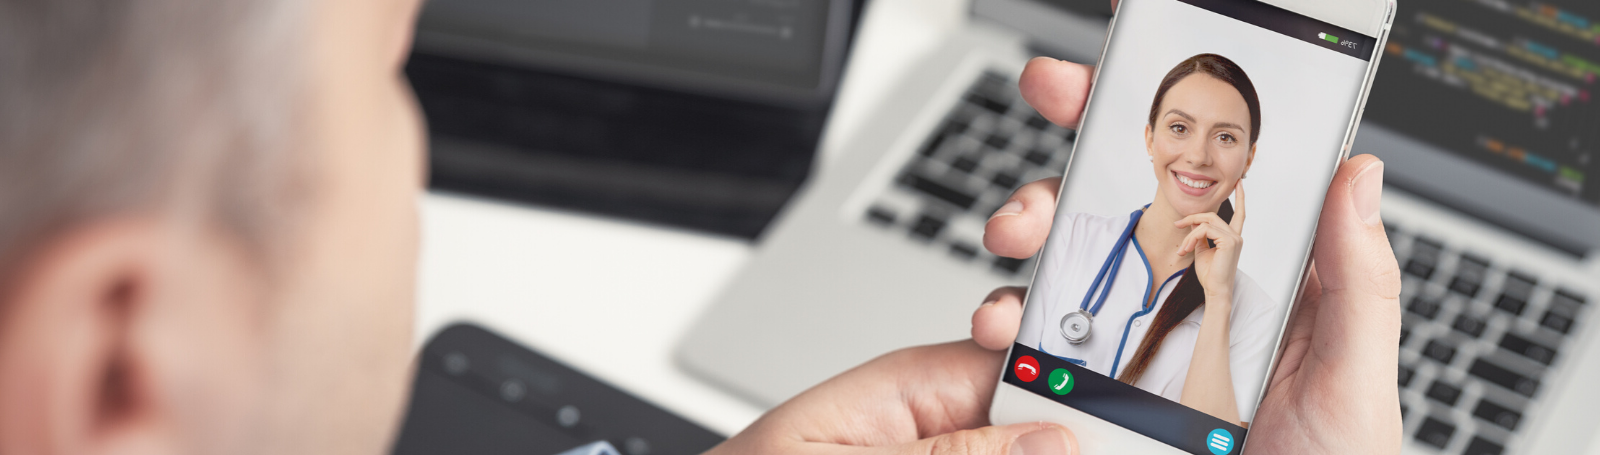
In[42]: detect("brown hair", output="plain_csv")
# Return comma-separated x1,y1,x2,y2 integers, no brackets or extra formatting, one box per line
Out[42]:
1145,53,1261,145
1117,54,1257,385
1118,200,1234,385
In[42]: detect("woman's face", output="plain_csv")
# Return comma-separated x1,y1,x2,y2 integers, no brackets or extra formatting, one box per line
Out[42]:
1146,74,1256,217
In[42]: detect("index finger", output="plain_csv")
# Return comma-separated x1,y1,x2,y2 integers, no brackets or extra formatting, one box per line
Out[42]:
984,177,1063,259
1019,57,1095,128
1230,179,1247,232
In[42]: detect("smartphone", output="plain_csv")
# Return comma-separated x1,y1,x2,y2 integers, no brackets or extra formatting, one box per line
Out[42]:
987,0,1394,453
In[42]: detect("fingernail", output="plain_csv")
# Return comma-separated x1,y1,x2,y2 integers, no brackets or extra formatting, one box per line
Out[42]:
979,299,997,308
1012,428,1071,455
991,200,1024,219
1351,161,1384,227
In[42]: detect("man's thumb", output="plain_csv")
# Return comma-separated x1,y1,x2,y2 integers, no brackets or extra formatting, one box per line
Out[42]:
892,423,1076,455
1311,155,1403,356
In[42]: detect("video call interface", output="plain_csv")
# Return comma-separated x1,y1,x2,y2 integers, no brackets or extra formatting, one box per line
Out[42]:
1003,0,1374,453
420,0,833,90
1365,0,1599,206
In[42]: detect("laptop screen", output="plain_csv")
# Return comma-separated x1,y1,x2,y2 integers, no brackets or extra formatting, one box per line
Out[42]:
993,0,1600,251
1365,0,1598,208
1357,0,1600,252
415,0,850,104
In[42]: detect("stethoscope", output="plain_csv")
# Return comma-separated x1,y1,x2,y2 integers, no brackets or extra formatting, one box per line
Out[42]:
1059,207,1145,345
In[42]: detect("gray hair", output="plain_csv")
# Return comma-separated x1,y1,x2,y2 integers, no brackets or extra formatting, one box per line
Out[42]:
0,0,310,275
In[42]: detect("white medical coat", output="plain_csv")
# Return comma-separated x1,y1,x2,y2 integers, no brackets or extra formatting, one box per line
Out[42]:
1015,210,1283,422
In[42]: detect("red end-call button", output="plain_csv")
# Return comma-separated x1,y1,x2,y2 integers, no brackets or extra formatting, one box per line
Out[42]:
1014,355,1040,382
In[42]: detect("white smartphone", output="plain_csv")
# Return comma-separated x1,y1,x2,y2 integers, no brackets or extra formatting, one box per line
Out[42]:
987,0,1395,453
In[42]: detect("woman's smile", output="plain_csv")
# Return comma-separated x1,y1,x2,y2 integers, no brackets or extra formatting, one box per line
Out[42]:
1171,170,1217,196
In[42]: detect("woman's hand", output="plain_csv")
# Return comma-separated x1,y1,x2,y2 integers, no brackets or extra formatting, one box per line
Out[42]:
1175,181,1247,302
975,56,1402,454
1171,183,1248,423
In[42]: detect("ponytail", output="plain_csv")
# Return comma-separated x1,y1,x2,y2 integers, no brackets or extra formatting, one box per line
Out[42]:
1117,200,1234,385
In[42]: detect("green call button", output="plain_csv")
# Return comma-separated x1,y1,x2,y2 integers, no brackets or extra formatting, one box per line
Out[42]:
1048,368,1074,395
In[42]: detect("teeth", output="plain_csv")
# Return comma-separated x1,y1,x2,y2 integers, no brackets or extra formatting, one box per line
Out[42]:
1175,173,1215,189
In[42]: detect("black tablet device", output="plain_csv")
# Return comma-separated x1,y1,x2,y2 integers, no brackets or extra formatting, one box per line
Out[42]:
393,323,724,455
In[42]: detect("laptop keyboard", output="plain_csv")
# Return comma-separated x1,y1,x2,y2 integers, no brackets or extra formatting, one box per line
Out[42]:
1389,222,1589,454
861,71,1075,277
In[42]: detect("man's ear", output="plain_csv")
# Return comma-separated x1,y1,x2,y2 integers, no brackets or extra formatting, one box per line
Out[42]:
0,220,176,455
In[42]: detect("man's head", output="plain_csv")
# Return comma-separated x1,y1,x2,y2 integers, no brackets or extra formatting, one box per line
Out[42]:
0,0,426,453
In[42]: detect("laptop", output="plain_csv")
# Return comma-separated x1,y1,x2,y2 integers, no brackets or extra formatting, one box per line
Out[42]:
404,0,864,239
678,0,1600,453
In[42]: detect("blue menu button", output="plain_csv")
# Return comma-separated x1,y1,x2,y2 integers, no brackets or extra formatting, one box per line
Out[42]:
1207,428,1233,455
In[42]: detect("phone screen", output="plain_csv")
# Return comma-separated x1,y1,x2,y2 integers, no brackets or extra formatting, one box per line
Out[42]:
998,0,1383,453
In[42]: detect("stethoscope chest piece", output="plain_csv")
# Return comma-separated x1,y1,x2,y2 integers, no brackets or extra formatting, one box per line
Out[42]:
1060,310,1093,344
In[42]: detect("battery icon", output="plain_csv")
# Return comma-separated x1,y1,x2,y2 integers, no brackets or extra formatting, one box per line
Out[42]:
1319,32,1340,44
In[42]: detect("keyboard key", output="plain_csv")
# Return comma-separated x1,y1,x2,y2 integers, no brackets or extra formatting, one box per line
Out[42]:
1025,114,1051,130
901,174,977,209
1553,289,1587,306
966,93,1009,115
1404,259,1436,280
1449,277,1482,298
1501,272,1537,300
919,131,949,157
1408,296,1442,320
1452,314,1487,338
865,206,896,226
1423,340,1456,365
1399,365,1415,387
909,215,946,240
1405,237,1443,280
949,242,978,260
984,134,1010,150
1472,399,1522,431
950,157,979,173
1540,309,1575,335
1468,358,1540,397
994,257,1026,274
946,119,970,135
990,173,1019,189
1499,333,1557,365
1463,436,1505,455
1494,294,1527,317
1426,380,1462,406
1400,327,1411,346
1023,150,1051,166
1449,254,1490,298
1414,417,1455,449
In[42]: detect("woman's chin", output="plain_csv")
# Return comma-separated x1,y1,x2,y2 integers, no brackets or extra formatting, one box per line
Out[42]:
1167,198,1223,217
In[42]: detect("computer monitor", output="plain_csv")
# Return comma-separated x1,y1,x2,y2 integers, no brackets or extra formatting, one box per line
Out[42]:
1356,0,1599,255
405,0,863,238
412,0,855,106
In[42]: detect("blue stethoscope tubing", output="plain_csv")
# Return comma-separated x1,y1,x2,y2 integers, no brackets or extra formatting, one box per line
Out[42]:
1056,208,1146,345
1080,209,1144,316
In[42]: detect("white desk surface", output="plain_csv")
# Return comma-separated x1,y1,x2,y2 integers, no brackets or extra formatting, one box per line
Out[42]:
414,0,972,437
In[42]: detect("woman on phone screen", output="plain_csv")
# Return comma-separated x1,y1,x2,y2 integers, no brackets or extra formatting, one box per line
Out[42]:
1014,53,1279,426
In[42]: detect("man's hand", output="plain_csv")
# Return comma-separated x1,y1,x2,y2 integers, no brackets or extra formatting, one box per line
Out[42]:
705,341,1077,455
704,57,1097,455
